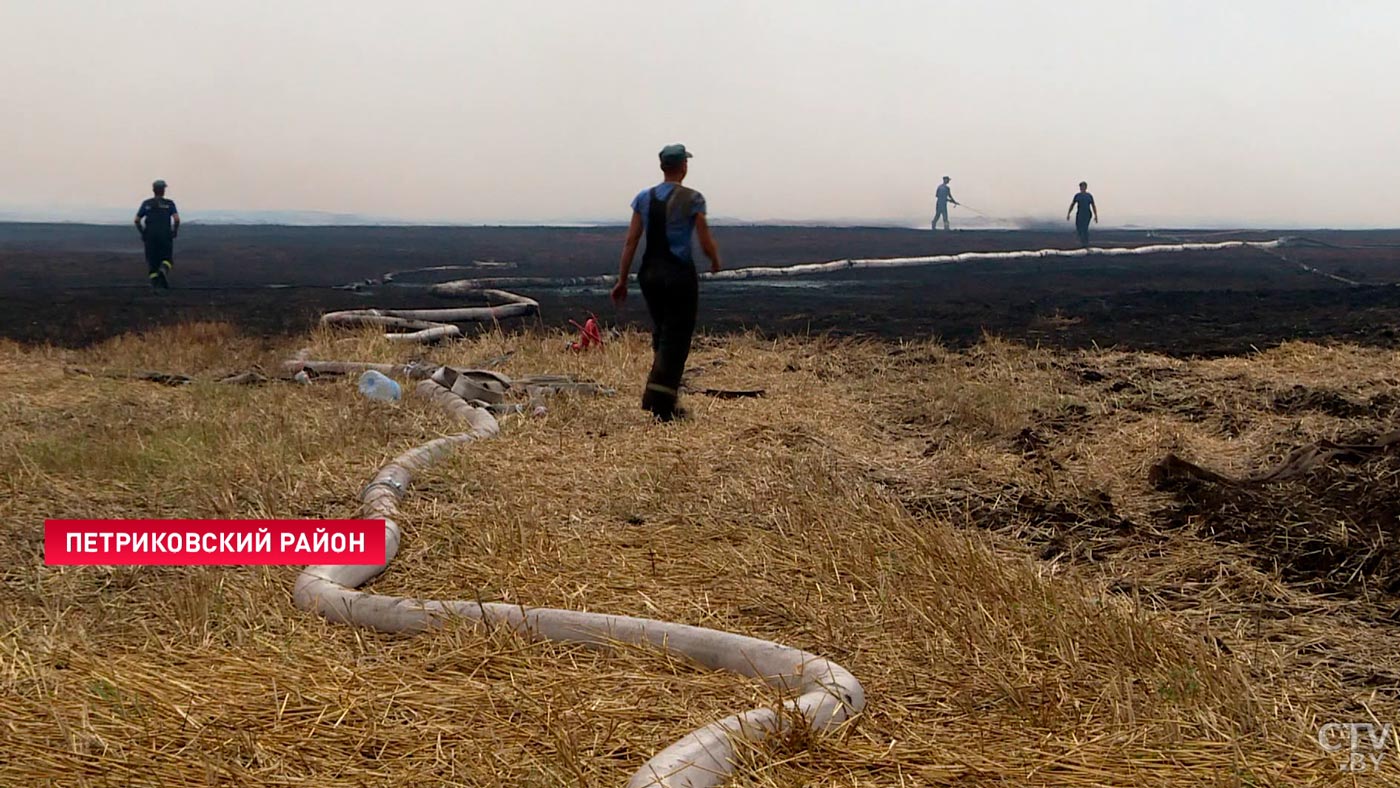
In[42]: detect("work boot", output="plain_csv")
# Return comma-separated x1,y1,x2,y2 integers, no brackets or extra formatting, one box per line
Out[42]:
651,405,689,423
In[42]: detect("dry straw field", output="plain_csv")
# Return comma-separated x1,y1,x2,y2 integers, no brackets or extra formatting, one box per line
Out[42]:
3,322,1399,785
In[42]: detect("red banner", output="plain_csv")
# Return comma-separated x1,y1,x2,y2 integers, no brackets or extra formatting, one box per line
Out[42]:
43,520,386,566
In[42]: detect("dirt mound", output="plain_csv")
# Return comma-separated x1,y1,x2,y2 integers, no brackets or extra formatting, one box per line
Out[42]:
899,480,1141,566
1270,385,1375,418
1153,444,1400,609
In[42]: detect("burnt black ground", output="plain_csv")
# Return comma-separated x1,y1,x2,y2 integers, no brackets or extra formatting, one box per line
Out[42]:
3,223,1400,355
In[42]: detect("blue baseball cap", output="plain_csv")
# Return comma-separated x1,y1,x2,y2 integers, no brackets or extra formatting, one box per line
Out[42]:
658,144,693,165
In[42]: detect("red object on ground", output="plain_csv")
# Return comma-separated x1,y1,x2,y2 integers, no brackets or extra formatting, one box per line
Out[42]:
569,314,603,351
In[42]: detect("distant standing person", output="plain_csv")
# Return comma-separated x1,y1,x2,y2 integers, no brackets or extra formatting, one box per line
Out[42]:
135,180,180,288
932,176,958,231
1067,181,1097,247
611,144,723,422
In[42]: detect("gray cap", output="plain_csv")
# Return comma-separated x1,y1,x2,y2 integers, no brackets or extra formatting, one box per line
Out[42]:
153,179,167,189
658,144,693,165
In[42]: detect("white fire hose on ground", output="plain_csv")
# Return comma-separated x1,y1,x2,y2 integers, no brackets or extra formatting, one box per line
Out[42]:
704,238,1289,279
320,289,541,343
285,365,865,787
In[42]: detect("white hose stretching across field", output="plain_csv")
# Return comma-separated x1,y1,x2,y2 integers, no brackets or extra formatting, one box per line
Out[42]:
705,238,1288,279
287,369,864,787
421,238,1293,293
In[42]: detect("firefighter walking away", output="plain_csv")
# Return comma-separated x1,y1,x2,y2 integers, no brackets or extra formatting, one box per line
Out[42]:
612,144,723,422
135,179,180,288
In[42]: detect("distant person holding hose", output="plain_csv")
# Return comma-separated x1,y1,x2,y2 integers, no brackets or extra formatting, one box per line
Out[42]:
134,179,180,288
1067,181,1097,247
611,144,722,422
932,176,958,231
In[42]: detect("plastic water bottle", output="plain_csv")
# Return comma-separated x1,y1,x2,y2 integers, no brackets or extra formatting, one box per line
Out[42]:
357,370,401,402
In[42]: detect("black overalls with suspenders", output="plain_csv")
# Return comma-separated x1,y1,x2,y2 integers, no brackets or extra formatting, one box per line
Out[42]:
638,185,699,420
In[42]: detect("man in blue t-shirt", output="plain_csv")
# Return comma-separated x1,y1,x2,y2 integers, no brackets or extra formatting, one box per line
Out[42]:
135,179,180,288
612,143,723,421
1067,181,1097,247
932,176,958,230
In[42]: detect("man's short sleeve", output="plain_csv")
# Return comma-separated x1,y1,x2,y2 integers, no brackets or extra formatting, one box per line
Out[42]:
136,200,151,218
691,191,706,217
168,201,179,215
630,190,646,215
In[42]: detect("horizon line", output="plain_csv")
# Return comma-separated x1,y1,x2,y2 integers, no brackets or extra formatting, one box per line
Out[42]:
1,218,1398,233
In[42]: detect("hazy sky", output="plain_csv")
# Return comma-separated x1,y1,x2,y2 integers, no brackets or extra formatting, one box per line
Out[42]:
2,1,1396,227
